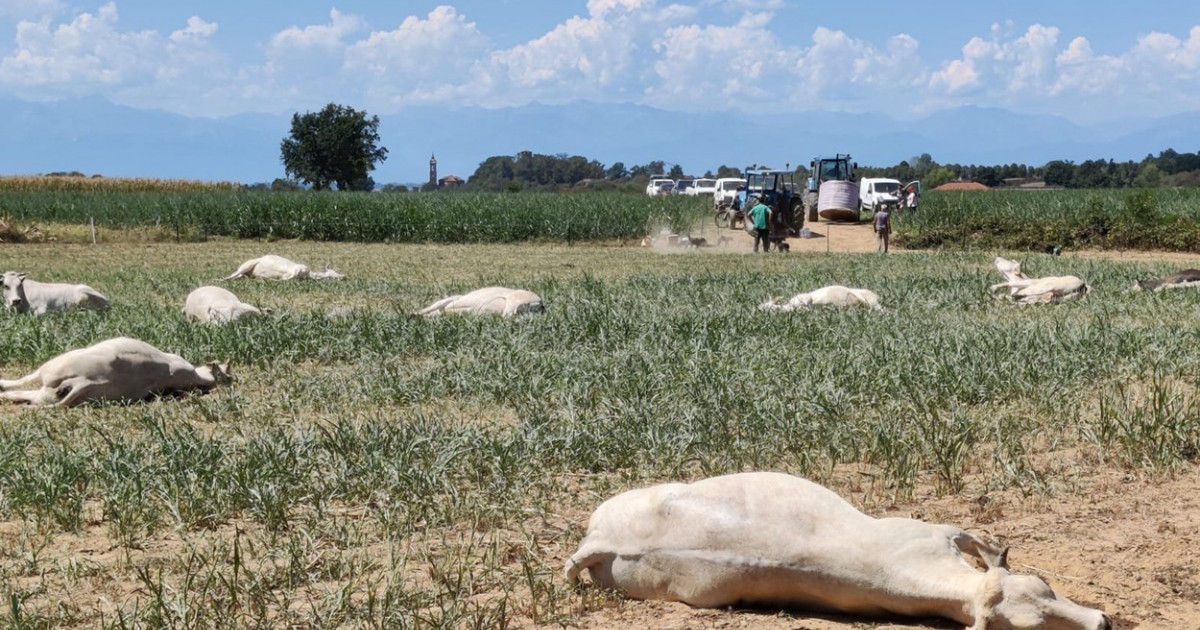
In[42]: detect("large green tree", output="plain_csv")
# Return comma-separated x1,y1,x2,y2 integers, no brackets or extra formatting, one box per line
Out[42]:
280,103,388,191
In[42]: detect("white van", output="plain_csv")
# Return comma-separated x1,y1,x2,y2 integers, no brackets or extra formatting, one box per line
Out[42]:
645,177,674,196
689,178,717,196
713,177,746,207
859,178,902,212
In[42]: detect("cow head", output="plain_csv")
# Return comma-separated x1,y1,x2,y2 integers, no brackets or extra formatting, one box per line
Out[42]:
198,362,233,388
310,266,346,281
1132,279,1159,292
2,271,29,313
973,568,1110,630
993,257,1026,283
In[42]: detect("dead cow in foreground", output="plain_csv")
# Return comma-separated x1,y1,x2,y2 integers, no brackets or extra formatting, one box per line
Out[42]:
758,285,882,311
0,337,231,407
990,257,1090,304
1133,268,1200,291
566,472,1110,630
416,287,543,318
183,286,267,325
2,271,109,315
224,255,345,281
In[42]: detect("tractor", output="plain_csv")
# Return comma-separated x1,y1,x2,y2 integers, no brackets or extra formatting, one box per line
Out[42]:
804,154,858,222
734,168,805,249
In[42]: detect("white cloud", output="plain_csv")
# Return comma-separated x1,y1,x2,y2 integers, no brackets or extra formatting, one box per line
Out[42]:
0,3,150,93
1,2,1199,122
344,6,490,107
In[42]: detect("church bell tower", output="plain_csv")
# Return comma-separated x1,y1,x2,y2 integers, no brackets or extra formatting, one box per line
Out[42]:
429,154,438,187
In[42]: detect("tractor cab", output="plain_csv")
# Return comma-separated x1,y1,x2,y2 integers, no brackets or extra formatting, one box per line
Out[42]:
737,168,805,239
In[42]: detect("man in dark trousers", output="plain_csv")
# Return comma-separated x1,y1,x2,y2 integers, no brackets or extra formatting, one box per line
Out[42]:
747,198,772,253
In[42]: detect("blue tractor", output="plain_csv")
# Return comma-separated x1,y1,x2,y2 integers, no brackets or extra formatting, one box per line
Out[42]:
733,168,805,248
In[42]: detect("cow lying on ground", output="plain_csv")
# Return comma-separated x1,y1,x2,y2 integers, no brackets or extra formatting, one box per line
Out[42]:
2,271,109,315
183,286,267,324
566,472,1110,630
224,255,345,281
990,257,1090,304
1133,268,1200,291
759,285,882,311
0,337,230,407
416,287,544,318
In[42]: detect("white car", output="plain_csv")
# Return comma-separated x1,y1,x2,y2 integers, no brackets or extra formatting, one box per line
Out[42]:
645,177,674,197
713,177,746,207
674,179,695,195
689,178,717,196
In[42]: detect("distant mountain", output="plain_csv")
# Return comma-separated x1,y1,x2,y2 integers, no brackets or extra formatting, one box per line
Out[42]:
1,97,1197,184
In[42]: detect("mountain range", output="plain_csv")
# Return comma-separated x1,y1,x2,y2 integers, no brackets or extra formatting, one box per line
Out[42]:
1,97,1197,186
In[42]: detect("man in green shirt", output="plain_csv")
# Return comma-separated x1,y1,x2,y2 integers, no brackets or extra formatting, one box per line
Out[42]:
746,199,772,253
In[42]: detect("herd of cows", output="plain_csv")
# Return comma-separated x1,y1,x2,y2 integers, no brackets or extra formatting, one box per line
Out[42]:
6,250,1200,629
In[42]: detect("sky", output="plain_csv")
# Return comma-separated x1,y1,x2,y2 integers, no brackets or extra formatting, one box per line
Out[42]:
1,0,1199,127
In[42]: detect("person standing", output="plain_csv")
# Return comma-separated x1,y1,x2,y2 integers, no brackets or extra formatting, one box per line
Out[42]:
873,206,892,254
746,198,772,253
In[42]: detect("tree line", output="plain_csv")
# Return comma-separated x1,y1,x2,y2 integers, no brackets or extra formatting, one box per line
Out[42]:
267,102,1200,193
460,149,1200,192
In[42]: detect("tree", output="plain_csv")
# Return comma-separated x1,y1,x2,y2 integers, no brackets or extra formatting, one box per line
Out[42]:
667,164,684,179
1042,160,1075,188
606,162,628,180
280,103,388,191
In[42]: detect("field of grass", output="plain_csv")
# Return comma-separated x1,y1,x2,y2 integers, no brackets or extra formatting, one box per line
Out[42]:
904,187,1200,251
2,240,1200,627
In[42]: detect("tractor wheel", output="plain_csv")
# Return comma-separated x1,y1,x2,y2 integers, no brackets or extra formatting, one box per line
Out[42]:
805,191,819,223
715,209,731,229
790,198,805,234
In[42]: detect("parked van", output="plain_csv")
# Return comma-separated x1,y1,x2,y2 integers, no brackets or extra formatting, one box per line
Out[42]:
859,178,902,212
690,178,718,196
714,177,747,207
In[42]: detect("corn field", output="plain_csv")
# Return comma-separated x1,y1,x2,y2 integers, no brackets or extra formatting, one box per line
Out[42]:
0,191,705,242
904,187,1200,251
0,175,241,192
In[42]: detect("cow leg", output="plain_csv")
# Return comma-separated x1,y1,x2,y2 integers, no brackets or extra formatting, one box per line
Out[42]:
54,379,104,407
223,260,257,280
416,295,460,317
564,542,616,587
0,368,42,392
0,387,57,406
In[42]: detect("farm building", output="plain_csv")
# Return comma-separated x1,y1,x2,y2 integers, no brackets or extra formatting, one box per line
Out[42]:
438,174,465,189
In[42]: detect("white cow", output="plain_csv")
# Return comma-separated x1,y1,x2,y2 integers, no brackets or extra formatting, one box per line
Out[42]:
990,257,1090,304
224,255,345,281
2,271,110,315
759,285,882,311
566,472,1110,630
1133,268,1200,291
0,337,231,407
183,286,267,325
416,287,544,318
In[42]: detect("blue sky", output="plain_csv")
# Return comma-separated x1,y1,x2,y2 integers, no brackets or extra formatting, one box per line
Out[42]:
2,0,1199,124
3,0,1200,121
